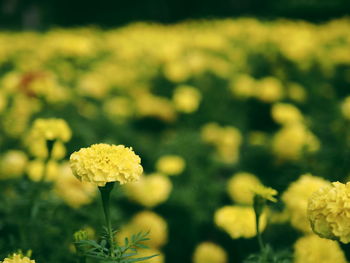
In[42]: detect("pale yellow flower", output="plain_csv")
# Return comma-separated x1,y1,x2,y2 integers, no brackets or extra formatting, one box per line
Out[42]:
172,85,202,113
308,181,350,243
117,211,168,248
282,174,330,233
214,206,266,239
227,172,262,205
294,234,347,263
271,103,303,126
193,242,227,263
0,150,28,179
26,159,59,182
341,96,350,120
123,173,172,207
255,77,283,103
1,253,35,263
155,155,185,176
70,144,143,187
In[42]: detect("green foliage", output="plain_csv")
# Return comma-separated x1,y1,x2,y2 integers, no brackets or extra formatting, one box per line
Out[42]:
244,245,292,263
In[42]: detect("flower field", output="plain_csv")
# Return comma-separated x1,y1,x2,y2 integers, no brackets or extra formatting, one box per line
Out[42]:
1,17,350,263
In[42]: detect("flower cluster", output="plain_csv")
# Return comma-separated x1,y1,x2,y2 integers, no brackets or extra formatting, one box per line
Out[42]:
70,144,143,186
308,181,350,243
1,253,35,263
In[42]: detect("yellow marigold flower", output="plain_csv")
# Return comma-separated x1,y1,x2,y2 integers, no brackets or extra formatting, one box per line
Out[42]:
0,150,28,179
117,211,168,248
255,77,283,103
227,172,262,205
1,253,35,263
271,103,303,126
70,144,143,187
214,206,266,239
308,181,350,243
193,242,228,263
26,118,71,159
252,185,278,202
341,96,350,120
282,174,330,233
123,173,172,208
155,155,186,176
172,85,202,113
272,123,320,161
54,162,97,208
294,235,347,263
26,159,59,182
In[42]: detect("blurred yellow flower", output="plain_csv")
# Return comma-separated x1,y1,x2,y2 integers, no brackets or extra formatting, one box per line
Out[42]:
227,172,262,205
155,155,186,176
255,77,283,103
308,181,350,243
294,234,347,263
123,173,172,208
0,150,28,179
287,83,307,102
272,123,320,161
214,206,266,239
54,162,97,208
70,144,143,187
117,211,168,248
271,103,303,126
1,253,35,263
282,174,330,233
26,159,59,182
229,74,256,98
172,85,202,113
340,96,350,120
193,242,227,263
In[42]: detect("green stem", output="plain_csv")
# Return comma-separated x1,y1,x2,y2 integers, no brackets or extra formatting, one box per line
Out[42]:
255,212,264,251
99,182,115,257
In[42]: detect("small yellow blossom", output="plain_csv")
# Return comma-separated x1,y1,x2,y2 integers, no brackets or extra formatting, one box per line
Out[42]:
117,211,168,248
271,103,303,126
282,174,330,233
0,150,28,179
294,234,347,263
155,155,186,176
172,85,202,113
123,173,172,208
227,172,262,205
193,242,227,263
70,144,143,187
214,206,266,239
26,159,59,182
252,185,278,202
54,162,97,208
308,181,350,243
1,253,35,263
255,77,283,103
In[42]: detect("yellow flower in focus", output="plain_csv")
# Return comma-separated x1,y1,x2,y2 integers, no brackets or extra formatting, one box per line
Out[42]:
172,85,202,113
227,172,262,205
193,242,227,263
214,206,266,239
255,77,283,103
341,96,350,120
252,185,278,202
70,144,143,187
156,155,186,176
282,174,330,233
123,173,172,208
271,103,303,126
294,235,347,263
117,211,168,248
272,123,320,161
0,150,28,179
54,162,97,208
26,159,59,182
308,181,350,243
1,253,35,263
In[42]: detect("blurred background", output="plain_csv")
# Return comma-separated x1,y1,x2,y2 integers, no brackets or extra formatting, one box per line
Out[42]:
1,0,350,29
1,1,350,263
